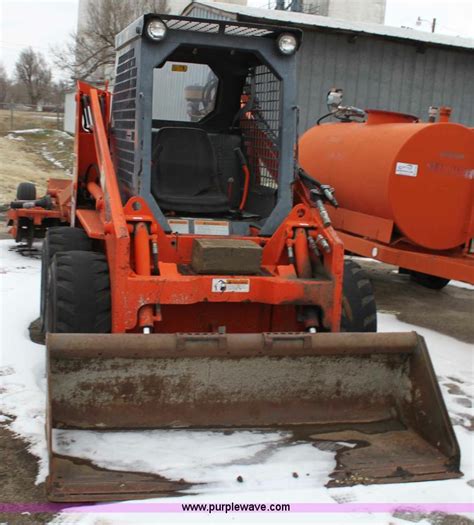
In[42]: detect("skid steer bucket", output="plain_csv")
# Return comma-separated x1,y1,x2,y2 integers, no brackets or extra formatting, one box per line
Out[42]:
46,331,460,501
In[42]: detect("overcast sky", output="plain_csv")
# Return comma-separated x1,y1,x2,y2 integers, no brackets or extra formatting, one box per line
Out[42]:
0,0,473,80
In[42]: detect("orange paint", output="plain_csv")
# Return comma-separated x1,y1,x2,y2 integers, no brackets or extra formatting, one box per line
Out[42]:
299,110,474,251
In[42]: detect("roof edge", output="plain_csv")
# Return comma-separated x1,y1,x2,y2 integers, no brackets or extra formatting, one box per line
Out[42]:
183,1,474,51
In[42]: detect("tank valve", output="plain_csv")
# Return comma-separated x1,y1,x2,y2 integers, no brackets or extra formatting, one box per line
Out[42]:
327,87,344,112
428,106,439,122
439,106,452,122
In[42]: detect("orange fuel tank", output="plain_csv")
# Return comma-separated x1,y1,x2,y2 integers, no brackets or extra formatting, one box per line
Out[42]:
299,110,474,251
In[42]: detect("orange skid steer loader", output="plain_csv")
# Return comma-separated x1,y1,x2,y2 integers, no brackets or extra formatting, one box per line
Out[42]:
38,15,460,501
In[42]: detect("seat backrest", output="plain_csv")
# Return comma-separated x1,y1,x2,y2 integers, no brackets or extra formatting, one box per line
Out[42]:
152,127,218,197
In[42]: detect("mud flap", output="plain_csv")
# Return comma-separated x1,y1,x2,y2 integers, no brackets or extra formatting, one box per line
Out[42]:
46,332,461,501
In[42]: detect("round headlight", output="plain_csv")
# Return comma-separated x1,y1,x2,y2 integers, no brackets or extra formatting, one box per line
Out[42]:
277,33,297,55
146,19,167,41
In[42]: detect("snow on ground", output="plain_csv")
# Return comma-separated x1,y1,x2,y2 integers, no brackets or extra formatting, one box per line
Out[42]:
10,128,72,139
6,129,74,176
6,133,25,141
0,241,48,481
0,239,472,525
41,145,65,169
53,428,337,499
7,128,46,134
449,281,474,291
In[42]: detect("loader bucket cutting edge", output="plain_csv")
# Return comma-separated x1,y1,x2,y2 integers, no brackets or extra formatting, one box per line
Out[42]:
46,331,461,502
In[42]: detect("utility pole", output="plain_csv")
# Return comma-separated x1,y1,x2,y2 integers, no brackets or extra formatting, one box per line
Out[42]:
416,16,437,33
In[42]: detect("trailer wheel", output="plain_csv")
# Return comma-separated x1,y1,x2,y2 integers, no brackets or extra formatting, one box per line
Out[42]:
341,260,377,332
16,182,36,201
40,227,93,332
46,251,111,333
409,271,450,290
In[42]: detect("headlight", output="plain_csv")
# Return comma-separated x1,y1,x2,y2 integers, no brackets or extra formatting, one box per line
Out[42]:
146,19,167,41
277,33,297,55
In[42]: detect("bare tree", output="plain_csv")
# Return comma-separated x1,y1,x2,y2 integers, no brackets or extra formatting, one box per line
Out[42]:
49,80,69,107
53,0,169,83
0,63,11,103
15,48,52,106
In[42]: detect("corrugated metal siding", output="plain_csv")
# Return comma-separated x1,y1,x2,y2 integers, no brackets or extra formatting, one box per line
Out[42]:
186,5,474,128
297,31,474,129
153,63,216,121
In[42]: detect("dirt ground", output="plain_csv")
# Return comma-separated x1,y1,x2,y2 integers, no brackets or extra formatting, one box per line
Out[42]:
0,133,72,205
0,129,73,242
359,259,474,344
0,424,59,525
0,109,62,134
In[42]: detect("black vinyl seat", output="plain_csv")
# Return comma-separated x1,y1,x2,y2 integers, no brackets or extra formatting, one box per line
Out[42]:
151,127,230,213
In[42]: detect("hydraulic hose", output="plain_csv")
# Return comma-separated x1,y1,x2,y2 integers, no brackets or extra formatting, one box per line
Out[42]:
235,147,250,211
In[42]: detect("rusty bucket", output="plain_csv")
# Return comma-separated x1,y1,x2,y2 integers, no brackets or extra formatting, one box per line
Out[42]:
46,331,460,501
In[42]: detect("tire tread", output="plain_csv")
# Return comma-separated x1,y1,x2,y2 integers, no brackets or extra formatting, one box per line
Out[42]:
48,251,111,333
341,260,377,332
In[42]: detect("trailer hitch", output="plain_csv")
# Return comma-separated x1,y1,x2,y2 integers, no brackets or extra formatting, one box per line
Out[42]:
10,195,53,210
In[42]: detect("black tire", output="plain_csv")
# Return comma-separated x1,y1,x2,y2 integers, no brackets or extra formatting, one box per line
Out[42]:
40,227,93,331
46,251,111,333
341,260,377,332
16,182,36,200
409,271,450,290
15,217,33,244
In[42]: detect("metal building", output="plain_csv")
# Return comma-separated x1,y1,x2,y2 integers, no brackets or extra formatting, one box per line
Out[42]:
183,1,474,128
302,0,386,24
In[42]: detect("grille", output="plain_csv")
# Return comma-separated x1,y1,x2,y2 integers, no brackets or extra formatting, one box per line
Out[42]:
240,65,281,189
112,47,137,187
163,17,276,38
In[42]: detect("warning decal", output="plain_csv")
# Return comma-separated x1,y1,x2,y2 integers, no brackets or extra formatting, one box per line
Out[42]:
195,220,229,236
168,219,190,234
211,278,250,293
395,162,418,177
172,64,188,72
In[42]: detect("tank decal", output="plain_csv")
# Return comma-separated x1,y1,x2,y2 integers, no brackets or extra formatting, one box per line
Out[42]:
395,162,418,177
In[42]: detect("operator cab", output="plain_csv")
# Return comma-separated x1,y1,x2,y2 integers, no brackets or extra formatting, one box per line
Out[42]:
112,15,301,235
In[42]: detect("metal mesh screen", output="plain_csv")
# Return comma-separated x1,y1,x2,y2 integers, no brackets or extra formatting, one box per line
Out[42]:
240,66,281,190
164,17,275,38
112,48,137,188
